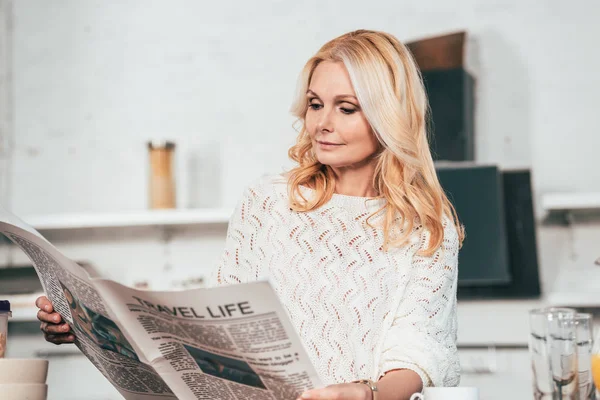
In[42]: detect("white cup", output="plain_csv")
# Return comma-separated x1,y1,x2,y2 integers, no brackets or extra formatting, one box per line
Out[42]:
0,383,48,400
410,387,479,400
0,358,49,384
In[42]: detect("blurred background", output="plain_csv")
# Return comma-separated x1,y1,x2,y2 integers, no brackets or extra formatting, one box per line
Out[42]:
1,0,599,398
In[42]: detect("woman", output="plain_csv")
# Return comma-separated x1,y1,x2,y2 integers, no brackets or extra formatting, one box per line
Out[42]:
36,29,464,400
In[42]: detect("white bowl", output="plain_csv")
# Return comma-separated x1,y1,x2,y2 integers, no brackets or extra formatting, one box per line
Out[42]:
0,383,48,400
0,358,49,384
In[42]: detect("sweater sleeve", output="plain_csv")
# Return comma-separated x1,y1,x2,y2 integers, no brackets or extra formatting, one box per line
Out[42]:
209,186,259,287
378,217,461,387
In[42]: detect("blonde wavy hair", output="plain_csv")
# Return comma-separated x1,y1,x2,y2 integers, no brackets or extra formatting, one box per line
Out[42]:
287,29,464,255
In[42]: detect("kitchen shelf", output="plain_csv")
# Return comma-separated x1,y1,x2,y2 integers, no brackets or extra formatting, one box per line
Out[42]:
4,293,42,323
21,208,234,231
541,192,600,213
545,291,600,308
11,306,38,322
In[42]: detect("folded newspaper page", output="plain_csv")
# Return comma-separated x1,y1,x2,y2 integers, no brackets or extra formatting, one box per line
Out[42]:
0,205,322,400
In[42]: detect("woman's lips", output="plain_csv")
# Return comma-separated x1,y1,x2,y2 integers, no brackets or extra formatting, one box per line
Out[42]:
316,141,343,149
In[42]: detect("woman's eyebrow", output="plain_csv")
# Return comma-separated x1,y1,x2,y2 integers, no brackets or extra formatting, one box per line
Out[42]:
306,89,357,101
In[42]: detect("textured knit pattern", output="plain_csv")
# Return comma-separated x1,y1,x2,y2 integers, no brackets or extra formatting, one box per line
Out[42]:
210,175,460,387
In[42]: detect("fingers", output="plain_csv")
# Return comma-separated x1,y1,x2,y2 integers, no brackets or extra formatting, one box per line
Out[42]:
35,296,53,313
37,309,62,324
44,333,75,345
40,321,70,335
35,296,75,345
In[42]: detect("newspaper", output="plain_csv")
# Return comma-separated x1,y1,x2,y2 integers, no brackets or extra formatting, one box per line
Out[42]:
0,206,322,400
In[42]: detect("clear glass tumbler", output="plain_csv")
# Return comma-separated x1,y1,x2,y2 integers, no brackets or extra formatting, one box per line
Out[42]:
529,307,577,399
575,313,594,399
547,309,579,399
591,322,600,399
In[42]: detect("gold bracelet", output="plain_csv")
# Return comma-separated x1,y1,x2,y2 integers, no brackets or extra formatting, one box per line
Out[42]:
353,379,379,400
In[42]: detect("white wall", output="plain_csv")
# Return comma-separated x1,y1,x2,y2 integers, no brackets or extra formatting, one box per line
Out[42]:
7,0,600,215
2,0,600,313
0,0,11,207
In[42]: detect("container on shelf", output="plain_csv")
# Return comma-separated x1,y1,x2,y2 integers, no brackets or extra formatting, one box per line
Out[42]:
0,300,12,358
148,140,176,209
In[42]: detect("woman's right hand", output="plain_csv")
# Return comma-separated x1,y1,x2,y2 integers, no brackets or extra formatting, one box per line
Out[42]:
35,296,75,345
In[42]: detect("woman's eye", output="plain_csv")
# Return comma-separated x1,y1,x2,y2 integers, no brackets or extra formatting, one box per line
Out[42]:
340,107,356,114
309,103,323,110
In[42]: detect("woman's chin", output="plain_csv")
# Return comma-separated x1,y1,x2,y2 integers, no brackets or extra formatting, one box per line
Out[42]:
316,155,355,169
317,158,341,168
316,153,344,167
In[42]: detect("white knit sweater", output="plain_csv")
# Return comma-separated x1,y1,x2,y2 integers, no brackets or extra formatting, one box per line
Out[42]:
210,174,460,388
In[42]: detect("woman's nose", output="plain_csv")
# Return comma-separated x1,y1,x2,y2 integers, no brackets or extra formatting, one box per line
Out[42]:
317,109,334,133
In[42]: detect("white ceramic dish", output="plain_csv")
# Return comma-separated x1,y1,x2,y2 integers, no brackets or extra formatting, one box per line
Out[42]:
0,383,48,400
410,387,479,400
0,358,49,384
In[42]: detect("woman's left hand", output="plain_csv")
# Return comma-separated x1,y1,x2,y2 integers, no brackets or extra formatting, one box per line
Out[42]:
298,382,372,400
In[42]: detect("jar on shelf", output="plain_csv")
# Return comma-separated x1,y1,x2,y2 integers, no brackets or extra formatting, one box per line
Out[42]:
148,140,176,209
0,300,11,358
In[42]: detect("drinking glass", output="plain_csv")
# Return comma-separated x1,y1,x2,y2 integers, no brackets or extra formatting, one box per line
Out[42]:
591,323,600,399
529,307,577,399
547,309,579,399
575,313,594,399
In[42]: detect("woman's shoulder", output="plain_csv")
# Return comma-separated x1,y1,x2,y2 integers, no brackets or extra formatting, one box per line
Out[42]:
411,213,460,252
440,215,461,258
441,214,460,244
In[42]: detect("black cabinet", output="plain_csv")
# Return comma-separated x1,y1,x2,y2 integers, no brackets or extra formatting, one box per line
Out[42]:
436,164,511,286
423,68,475,161
436,164,541,299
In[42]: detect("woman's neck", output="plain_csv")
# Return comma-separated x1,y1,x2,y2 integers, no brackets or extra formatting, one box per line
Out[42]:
331,163,378,198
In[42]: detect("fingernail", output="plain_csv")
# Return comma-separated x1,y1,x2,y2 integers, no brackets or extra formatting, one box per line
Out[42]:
45,305,51,312
53,316,60,322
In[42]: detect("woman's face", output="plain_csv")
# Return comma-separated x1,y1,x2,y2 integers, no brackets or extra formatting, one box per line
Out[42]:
305,61,380,169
